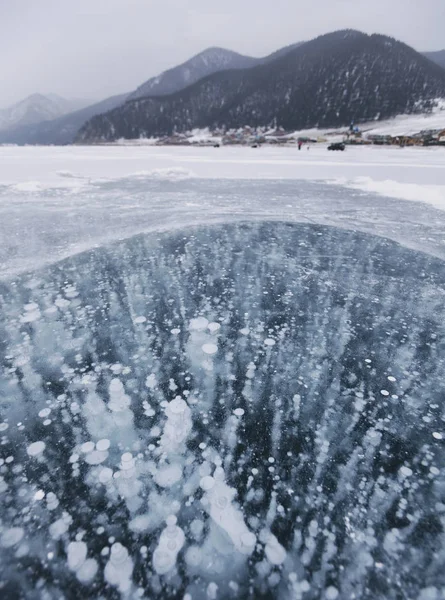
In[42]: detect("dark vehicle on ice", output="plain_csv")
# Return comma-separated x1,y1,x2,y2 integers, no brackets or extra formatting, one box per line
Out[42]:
328,142,345,151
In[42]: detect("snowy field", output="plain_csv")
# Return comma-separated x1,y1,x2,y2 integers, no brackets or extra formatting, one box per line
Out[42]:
1,145,445,599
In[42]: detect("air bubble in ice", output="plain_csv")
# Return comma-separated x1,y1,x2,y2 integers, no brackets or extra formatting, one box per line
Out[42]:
85,450,108,465
76,558,98,583
326,586,339,600
152,516,185,575
202,343,218,355
190,317,209,331
264,533,287,565
99,467,113,484
207,582,218,599
399,466,413,478
155,463,183,488
1,527,24,548
200,476,215,491
26,441,45,457
80,441,95,454
67,541,87,571
145,374,157,390
96,438,111,451
104,543,134,593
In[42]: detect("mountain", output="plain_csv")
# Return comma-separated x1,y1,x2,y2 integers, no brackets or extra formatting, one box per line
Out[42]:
129,44,306,102
258,41,304,63
423,50,445,71
45,94,93,113
129,47,259,101
0,93,128,145
77,30,445,143
0,44,305,145
0,94,90,132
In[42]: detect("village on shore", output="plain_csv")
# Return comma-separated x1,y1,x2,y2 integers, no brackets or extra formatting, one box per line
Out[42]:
114,122,445,148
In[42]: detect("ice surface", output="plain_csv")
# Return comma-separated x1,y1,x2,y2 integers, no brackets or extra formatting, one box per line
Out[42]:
1,222,444,597
1,145,445,598
1,145,445,277
331,176,445,212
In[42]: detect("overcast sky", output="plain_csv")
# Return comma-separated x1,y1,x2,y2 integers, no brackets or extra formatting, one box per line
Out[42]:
1,0,444,108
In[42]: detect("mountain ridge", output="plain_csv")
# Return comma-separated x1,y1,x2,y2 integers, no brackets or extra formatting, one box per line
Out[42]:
424,50,445,71
128,43,306,101
76,30,445,143
128,47,259,101
0,94,91,132
2,33,445,145
0,44,304,145
0,93,129,145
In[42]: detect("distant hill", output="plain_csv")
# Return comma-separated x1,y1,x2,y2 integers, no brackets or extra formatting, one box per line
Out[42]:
0,93,128,145
423,50,445,71
0,94,90,132
77,30,445,143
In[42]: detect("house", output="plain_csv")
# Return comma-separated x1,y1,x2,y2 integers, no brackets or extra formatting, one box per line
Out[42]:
367,134,392,145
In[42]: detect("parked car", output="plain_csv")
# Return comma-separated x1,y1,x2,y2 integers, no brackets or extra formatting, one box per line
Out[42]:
328,142,345,151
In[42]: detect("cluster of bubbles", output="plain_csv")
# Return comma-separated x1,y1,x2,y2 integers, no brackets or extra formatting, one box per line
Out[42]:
1,222,445,598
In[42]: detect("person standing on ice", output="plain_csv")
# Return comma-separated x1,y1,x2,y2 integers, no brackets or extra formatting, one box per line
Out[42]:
298,141,302,150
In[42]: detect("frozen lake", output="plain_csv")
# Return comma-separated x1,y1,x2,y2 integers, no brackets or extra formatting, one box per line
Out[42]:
1,145,445,599
1,145,445,278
